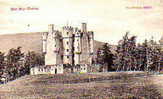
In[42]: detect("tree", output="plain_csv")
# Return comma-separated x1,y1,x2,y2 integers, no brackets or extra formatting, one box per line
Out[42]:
6,47,24,64
0,52,5,65
116,35,162,72
135,39,162,72
24,51,45,74
115,32,137,71
0,51,5,78
6,47,24,79
145,39,162,72
96,43,114,71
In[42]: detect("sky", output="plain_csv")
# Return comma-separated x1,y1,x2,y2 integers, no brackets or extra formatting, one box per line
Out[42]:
0,0,163,44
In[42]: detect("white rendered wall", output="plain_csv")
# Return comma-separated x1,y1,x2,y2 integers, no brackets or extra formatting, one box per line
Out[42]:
42,32,48,53
30,65,64,75
45,25,62,65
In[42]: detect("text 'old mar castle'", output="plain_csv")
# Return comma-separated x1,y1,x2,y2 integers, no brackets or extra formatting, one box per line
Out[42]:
30,23,95,74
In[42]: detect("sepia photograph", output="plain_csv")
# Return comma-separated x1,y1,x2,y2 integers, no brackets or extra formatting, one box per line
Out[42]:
0,0,163,99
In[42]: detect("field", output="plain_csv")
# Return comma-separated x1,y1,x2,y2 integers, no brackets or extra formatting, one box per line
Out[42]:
0,72,163,99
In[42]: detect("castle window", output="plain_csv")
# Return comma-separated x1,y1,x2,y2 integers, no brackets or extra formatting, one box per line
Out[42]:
67,32,69,35
67,56,69,58
54,45,56,47
66,41,69,45
67,49,69,52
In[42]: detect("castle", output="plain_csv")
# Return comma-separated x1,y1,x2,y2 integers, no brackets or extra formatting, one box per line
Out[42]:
30,23,94,74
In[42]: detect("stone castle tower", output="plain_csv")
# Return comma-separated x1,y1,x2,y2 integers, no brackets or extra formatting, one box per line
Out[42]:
40,23,94,74
42,24,63,65
62,26,74,64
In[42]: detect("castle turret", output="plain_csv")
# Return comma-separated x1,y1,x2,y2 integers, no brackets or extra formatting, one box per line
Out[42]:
45,24,62,65
48,24,54,33
62,26,74,64
42,32,48,54
81,23,87,33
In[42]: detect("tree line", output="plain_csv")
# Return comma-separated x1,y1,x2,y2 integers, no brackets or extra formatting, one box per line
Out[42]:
96,33,163,72
0,33,162,83
0,47,44,83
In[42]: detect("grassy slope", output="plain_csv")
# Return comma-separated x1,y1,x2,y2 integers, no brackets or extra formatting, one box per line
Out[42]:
0,72,162,99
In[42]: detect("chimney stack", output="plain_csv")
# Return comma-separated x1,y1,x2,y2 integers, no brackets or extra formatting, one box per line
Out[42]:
48,24,54,33
81,23,87,33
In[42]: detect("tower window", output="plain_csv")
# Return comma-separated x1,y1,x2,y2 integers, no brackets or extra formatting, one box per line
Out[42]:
67,32,69,35
54,45,56,47
67,56,69,58
66,41,69,45
67,49,69,52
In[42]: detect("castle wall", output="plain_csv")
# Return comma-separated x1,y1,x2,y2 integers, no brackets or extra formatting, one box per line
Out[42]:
30,65,63,75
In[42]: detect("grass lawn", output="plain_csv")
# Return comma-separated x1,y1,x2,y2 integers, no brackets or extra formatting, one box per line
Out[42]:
0,72,162,99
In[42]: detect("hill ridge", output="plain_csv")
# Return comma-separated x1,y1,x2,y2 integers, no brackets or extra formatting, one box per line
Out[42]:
0,32,105,54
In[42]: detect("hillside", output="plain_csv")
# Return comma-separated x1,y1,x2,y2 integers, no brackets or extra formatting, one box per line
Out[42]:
0,72,162,99
0,32,43,54
94,40,105,52
0,32,105,54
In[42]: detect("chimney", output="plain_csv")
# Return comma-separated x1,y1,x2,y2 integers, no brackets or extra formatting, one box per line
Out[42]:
75,27,78,32
81,23,87,33
48,24,54,33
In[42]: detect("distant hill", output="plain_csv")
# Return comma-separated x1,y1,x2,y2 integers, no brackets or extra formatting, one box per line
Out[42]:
0,32,42,54
0,32,105,54
94,40,105,52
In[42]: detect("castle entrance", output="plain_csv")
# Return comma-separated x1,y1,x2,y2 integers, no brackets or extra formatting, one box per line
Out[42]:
55,68,57,74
